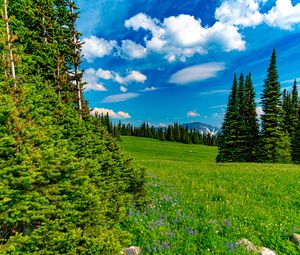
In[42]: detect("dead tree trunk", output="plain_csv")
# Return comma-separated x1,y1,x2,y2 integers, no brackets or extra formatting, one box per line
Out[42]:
4,0,16,88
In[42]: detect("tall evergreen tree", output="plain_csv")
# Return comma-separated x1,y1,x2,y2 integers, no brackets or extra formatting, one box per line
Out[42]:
236,73,249,161
217,73,239,162
291,80,299,133
282,89,293,134
243,73,259,161
259,49,291,163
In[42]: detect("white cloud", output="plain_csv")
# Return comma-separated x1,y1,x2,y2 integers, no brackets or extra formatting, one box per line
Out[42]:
114,71,147,84
169,62,225,84
124,71,147,83
124,13,164,38
83,36,117,62
187,111,200,117
120,85,128,92
82,1,300,63
215,0,264,27
96,69,113,80
265,0,300,30
83,68,107,91
90,108,131,119
163,14,207,47
124,12,246,61
207,22,246,51
119,40,147,59
200,89,230,95
102,93,140,103
141,86,159,92
91,68,147,85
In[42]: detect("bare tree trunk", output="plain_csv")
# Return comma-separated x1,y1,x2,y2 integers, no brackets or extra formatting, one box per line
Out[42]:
70,0,82,120
4,0,16,88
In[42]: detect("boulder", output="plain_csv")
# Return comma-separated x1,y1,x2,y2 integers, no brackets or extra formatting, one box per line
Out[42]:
236,239,277,255
236,239,258,252
291,234,300,246
120,246,141,255
258,247,277,255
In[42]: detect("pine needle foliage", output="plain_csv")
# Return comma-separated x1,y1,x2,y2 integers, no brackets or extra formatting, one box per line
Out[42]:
0,1,145,253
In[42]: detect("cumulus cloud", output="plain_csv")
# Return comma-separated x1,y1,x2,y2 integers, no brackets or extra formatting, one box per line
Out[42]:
215,0,264,27
207,22,245,51
265,0,300,30
187,111,200,117
82,1,300,62
82,36,117,62
90,108,131,119
96,69,113,80
118,71,147,84
87,68,147,90
102,93,140,103
83,68,107,91
164,15,207,47
169,62,225,84
119,40,147,59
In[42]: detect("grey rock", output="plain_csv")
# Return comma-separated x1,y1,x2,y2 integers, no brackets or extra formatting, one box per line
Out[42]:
120,246,141,255
236,239,258,252
236,239,277,255
291,234,300,246
258,247,277,255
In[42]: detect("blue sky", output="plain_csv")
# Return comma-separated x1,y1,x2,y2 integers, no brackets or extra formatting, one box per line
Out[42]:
77,0,300,127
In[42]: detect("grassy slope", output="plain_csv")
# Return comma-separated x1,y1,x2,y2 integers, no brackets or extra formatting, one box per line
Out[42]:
121,136,300,255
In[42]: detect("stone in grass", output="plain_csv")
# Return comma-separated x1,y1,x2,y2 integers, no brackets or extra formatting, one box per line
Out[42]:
258,247,277,255
291,234,300,246
236,239,258,253
120,246,141,255
236,239,277,255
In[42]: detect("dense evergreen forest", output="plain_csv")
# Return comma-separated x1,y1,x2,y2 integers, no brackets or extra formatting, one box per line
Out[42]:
0,1,145,253
95,115,218,146
217,50,300,164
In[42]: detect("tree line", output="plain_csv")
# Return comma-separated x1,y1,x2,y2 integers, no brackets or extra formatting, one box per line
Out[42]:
217,49,300,164
95,113,218,146
0,1,144,253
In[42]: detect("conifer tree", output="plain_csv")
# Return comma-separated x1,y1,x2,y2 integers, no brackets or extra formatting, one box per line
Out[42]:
282,89,293,134
217,73,239,162
244,73,259,161
236,73,248,161
291,80,299,133
259,49,291,163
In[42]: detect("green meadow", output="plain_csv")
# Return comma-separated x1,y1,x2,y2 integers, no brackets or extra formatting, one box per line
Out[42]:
121,136,300,254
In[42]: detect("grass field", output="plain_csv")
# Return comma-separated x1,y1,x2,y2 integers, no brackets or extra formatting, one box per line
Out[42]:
120,136,300,254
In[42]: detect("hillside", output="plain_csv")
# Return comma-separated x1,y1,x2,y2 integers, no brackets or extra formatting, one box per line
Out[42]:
121,136,300,254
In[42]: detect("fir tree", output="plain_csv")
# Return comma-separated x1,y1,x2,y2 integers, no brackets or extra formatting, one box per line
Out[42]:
259,49,291,163
217,73,239,162
282,89,293,134
236,73,249,161
243,73,259,161
291,80,299,134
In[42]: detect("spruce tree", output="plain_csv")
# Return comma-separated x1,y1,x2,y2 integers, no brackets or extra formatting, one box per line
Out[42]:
282,89,293,134
236,73,249,161
217,73,239,162
259,49,291,163
244,73,259,161
291,80,299,134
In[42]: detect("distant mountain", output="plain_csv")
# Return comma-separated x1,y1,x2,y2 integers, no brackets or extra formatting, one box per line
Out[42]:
181,122,220,136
